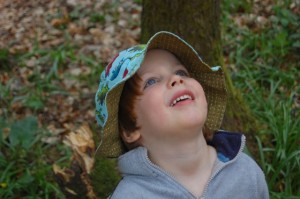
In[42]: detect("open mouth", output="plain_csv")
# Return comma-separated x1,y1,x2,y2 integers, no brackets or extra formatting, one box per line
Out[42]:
170,94,193,107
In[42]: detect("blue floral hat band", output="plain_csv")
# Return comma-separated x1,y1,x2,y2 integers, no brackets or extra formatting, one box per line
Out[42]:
95,31,227,157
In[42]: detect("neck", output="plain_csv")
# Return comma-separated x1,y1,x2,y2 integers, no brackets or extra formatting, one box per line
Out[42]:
147,132,214,176
146,132,216,197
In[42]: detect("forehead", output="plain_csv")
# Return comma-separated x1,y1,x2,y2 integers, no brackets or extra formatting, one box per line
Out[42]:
138,49,185,74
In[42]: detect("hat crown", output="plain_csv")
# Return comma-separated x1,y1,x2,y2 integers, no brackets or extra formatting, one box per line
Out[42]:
95,45,146,126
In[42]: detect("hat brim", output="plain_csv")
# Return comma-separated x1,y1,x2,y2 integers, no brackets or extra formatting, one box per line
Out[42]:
98,31,227,157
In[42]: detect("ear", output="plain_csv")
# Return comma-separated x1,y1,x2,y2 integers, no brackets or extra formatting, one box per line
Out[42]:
121,129,141,144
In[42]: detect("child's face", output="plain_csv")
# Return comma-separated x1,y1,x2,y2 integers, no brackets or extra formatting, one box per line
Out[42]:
125,49,208,147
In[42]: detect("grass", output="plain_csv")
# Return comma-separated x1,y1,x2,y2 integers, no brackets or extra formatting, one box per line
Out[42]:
222,0,300,198
0,116,71,198
0,23,104,199
0,29,100,199
0,0,114,195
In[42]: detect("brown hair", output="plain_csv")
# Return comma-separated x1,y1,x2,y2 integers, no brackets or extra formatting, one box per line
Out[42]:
118,74,142,150
118,72,214,151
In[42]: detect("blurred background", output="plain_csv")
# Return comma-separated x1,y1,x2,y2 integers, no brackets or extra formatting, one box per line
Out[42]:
0,0,299,198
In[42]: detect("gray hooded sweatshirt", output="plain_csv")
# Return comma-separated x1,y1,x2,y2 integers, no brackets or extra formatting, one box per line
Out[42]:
109,131,269,199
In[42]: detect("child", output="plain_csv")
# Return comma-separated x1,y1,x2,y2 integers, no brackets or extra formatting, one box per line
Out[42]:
95,31,269,198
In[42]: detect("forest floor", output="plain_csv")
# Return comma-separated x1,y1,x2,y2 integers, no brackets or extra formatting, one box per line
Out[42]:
1,0,299,143
0,0,141,142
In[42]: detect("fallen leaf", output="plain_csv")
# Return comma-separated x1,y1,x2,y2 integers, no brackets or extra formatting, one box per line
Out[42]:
53,164,74,183
2,128,10,140
51,18,68,27
63,123,95,173
41,136,60,144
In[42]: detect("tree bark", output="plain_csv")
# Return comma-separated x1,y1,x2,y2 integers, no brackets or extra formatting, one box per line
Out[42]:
141,0,222,66
141,0,259,158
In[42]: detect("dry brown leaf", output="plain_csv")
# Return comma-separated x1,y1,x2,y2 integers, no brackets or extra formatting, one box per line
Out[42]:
41,136,60,144
47,38,64,46
0,73,10,84
63,123,95,173
24,57,37,67
69,68,82,76
53,162,98,199
53,164,74,183
81,172,98,199
65,188,77,196
68,23,85,35
47,124,66,135
2,128,10,140
51,16,69,27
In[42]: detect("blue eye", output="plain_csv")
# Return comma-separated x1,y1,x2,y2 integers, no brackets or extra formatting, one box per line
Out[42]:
176,70,189,77
144,78,157,89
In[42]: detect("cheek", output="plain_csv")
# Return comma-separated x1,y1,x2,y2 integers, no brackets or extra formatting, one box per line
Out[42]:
191,80,208,113
200,88,208,107
191,81,206,98
135,89,166,126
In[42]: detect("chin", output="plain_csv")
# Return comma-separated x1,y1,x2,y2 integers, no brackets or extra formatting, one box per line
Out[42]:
180,116,205,129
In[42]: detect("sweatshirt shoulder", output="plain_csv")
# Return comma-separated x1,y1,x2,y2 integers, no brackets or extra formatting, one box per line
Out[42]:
234,153,269,199
109,178,143,199
237,153,264,174
232,152,265,182
238,153,260,166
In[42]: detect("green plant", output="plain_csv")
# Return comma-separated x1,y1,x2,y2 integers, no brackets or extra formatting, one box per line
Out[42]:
0,116,70,199
222,0,300,198
10,40,77,111
91,157,121,198
0,48,10,70
133,0,143,5
222,0,253,13
89,13,106,24
252,84,300,197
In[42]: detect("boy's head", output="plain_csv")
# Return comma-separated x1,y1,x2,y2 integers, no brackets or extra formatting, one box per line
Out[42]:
95,31,227,157
119,49,210,151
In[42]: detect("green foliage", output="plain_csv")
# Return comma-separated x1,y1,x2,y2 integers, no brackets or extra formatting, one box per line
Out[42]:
133,0,143,5
257,99,300,197
8,116,38,149
10,39,78,111
222,0,253,13
0,48,10,70
0,1,111,198
91,157,121,198
0,116,71,199
0,32,104,197
90,13,106,24
222,1,300,198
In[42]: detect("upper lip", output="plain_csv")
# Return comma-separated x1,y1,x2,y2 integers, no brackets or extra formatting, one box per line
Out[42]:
169,90,194,107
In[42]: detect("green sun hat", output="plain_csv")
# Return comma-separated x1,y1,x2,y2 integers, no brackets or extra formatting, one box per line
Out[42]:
95,31,227,157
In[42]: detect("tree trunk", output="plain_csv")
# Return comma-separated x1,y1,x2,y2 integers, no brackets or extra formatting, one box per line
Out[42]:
141,0,259,158
141,0,222,66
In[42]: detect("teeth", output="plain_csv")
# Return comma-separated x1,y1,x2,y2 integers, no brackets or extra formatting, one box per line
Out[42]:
171,95,192,106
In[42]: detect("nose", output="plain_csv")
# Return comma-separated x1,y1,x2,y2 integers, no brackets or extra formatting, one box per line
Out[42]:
168,75,184,88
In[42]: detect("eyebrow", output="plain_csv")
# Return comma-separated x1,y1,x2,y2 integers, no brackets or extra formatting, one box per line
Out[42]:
138,63,188,76
138,72,157,81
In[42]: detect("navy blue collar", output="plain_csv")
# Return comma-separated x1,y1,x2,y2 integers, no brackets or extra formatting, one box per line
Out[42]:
208,131,244,162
